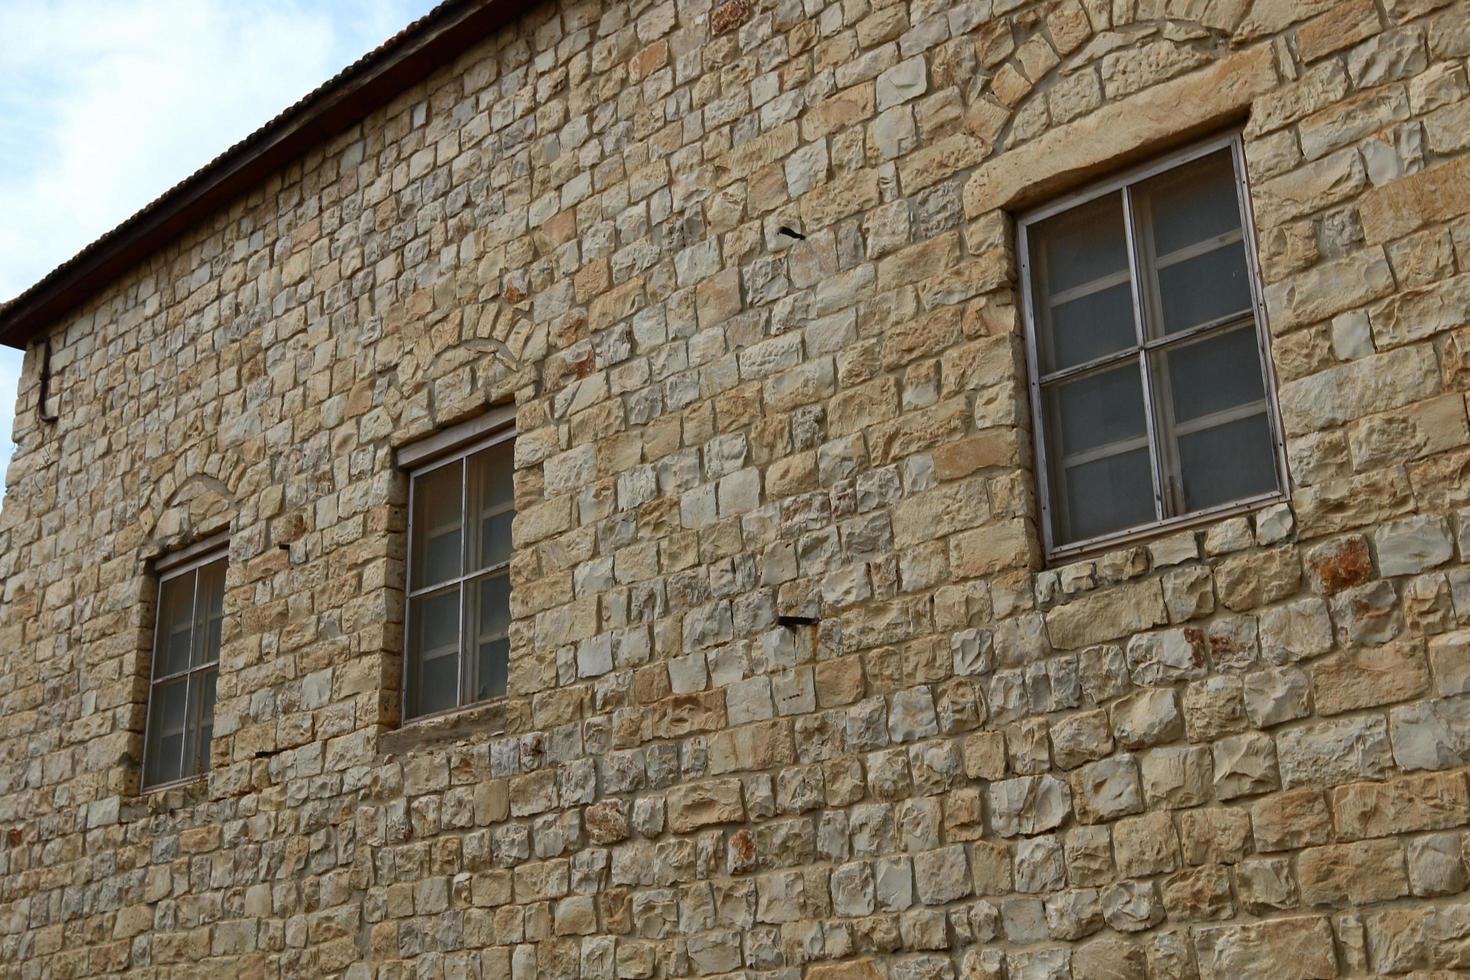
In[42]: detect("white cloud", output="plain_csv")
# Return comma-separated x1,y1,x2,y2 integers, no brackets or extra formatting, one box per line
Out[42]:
0,0,435,492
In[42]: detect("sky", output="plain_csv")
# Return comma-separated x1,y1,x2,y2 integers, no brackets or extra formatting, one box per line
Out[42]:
0,0,440,493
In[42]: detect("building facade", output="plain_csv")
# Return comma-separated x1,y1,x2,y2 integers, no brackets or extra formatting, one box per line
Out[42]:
2,0,1470,976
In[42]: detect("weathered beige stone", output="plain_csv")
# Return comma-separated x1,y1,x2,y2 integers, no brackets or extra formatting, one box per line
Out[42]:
1310,641,1430,715
1359,153,1470,244
0,4,1464,977
1193,916,1339,979
1298,839,1409,906
1331,771,1470,840
1045,580,1169,651
964,46,1277,214
666,779,745,833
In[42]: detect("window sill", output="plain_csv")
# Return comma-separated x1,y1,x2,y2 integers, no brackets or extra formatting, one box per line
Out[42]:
380,699,507,757
135,773,209,808
1044,490,1289,567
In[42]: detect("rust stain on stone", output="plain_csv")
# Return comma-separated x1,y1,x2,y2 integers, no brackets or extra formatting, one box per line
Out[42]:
1310,540,1372,594
710,0,752,34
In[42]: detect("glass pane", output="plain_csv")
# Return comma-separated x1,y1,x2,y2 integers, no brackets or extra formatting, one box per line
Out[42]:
1060,448,1157,544
411,461,464,590
192,559,226,667
185,669,217,779
408,586,461,718
1042,362,1156,545
145,677,188,786
467,439,515,574
1028,192,1137,373
1175,413,1278,512
475,638,510,702
1044,362,1149,458
1138,149,1242,256
466,573,512,703
1155,244,1252,333
1134,149,1252,335
1159,326,1266,424
155,573,195,678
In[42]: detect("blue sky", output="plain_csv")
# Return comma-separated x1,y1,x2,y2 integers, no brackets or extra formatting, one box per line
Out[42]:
0,0,439,494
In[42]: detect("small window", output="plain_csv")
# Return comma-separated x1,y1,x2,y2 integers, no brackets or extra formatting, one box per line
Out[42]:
1019,135,1285,558
143,541,226,789
401,412,516,720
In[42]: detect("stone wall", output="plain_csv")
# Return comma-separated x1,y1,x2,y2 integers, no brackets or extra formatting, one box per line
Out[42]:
1,0,1469,976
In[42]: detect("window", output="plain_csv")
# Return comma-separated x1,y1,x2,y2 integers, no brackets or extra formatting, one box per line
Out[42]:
1019,134,1285,558
143,540,226,789
401,411,516,720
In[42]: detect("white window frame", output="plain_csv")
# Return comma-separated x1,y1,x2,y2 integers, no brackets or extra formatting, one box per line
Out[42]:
1017,130,1289,562
398,407,517,721
142,532,228,790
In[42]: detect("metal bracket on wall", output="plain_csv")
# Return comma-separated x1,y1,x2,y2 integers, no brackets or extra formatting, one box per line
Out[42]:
36,337,58,424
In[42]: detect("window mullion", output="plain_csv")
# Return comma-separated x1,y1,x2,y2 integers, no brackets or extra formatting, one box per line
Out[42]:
1018,221,1057,558
1121,183,1167,522
458,459,469,710
402,473,416,719
178,568,200,781
1231,136,1292,497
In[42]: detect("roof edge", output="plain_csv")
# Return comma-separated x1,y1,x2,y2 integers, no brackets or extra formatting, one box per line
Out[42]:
0,0,520,351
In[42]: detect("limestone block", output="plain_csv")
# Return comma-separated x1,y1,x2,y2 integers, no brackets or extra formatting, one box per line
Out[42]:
1298,839,1409,906
1211,733,1280,800
1046,580,1169,651
1374,515,1455,577
989,775,1072,837
1110,688,1183,750
1192,916,1337,980
913,844,971,905
1049,709,1113,770
1277,715,1395,788
1243,667,1312,728
964,46,1277,214
1258,597,1334,665
1140,745,1213,810
1114,812,1180,878
666,779,745,833
1125,628,1208,685
1310,640,1428,715
1070,755,1144,824
1101,881,1164,933
1045,887,1105,942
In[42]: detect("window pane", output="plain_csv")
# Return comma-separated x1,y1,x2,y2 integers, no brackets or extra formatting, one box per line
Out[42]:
1044,362,1149,458
1159,325,1266,423
466,439,515,574
1029,192,1137,373
1152,324,1278,513
408,586,461,717
1154,244,1252,333
1175,413,1278,512
412,461,463,590
475,638,510,701
155,573,195,678
185,668,217,779
192,559,226,667
145,677,188,786
466,573,512,702
1060,448,1157,544
1134,149,1253,335
1043,362,1156,544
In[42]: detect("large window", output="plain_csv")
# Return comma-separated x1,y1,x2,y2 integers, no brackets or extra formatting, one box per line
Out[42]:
143,540,225,789
1019,134,1285,558
402,413,515,720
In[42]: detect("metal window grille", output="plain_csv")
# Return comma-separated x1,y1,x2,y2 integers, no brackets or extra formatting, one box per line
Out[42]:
142,538,227,789
400,411,516,721
1018,132,1289,561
